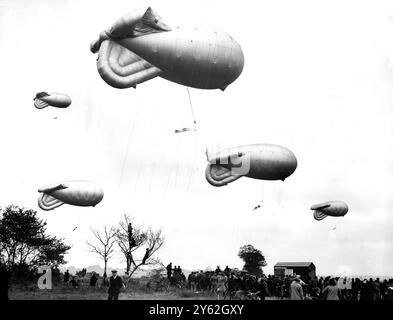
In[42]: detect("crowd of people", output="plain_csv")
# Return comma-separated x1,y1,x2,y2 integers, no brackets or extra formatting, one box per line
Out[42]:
62,268,100,288
63,268,124,300
1,260,393,300
183,266,393,300
53,265,393,300
285,275,393,300
186,266,270,300
166,262,186,285
241,273,393,300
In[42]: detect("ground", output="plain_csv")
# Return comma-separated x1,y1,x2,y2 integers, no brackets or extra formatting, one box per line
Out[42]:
8,284,278,300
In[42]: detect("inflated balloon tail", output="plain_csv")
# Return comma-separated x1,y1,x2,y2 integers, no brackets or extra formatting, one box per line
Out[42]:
34,98,50,109
34,92,50,108
96,40,163,89
38,193,65,211
313,210,328,221
205,163,243,186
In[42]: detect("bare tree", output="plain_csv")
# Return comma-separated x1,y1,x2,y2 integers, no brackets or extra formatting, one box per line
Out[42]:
86,226,118,282
116,214,164,284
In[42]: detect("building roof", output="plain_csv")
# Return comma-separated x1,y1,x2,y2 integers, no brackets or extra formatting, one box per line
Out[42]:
274,262,315,268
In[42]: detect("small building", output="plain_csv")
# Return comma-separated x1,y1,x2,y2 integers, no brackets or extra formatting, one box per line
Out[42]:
274,262,316,282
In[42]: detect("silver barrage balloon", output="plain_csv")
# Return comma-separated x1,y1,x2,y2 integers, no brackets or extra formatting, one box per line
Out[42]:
38,180,104,211
205,144,298,187
90,7,244,90
34,92,71,109
310,201,349,221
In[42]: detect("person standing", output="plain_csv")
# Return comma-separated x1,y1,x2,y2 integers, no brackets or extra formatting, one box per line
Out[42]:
108,270,124,300
166,263,172,280
257,275,270,300
338,277,347,300
352,278,361,300
90,272,98,287
63,270,70,284
359,279,370,300
381,280,388,300
345,277,352,300
70,276,79,288
374,278,382,300
322,278,342,300
290,277,304,300
282,276,291,299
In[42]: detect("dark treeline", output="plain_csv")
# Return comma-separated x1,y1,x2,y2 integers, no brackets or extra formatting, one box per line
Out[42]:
0,205,70,282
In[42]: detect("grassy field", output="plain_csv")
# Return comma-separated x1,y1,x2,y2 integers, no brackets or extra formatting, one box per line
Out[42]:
9,284,218,300
9,284,281,300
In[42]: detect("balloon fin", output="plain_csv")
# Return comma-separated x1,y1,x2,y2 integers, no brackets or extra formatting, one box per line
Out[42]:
38,183,67,193
313,210,328,221
38,193,65,211
35,92,50,99
132,7,172,37
205,164,243,186
310,203,331,211
96,40,162,89
34,98,50,109
206,147,245,164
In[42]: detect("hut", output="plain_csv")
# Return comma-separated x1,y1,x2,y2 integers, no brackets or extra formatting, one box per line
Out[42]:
274,262,316,282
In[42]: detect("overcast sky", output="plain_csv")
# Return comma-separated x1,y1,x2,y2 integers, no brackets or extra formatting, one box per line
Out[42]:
1,0,393,277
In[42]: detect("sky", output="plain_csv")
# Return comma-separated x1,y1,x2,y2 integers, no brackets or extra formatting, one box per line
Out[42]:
0,0,393,277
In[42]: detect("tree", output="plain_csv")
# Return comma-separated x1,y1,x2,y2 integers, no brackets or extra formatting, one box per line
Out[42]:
0,205,71,274
36,238,70,267
238,244,267,276
116,214,164,283
86,226,118,281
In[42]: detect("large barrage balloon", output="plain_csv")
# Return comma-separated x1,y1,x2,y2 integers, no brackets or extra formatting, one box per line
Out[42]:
34,92,71,109
310,201,349,221
90,7,244,90
38,180,104,211
205,144,298,187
